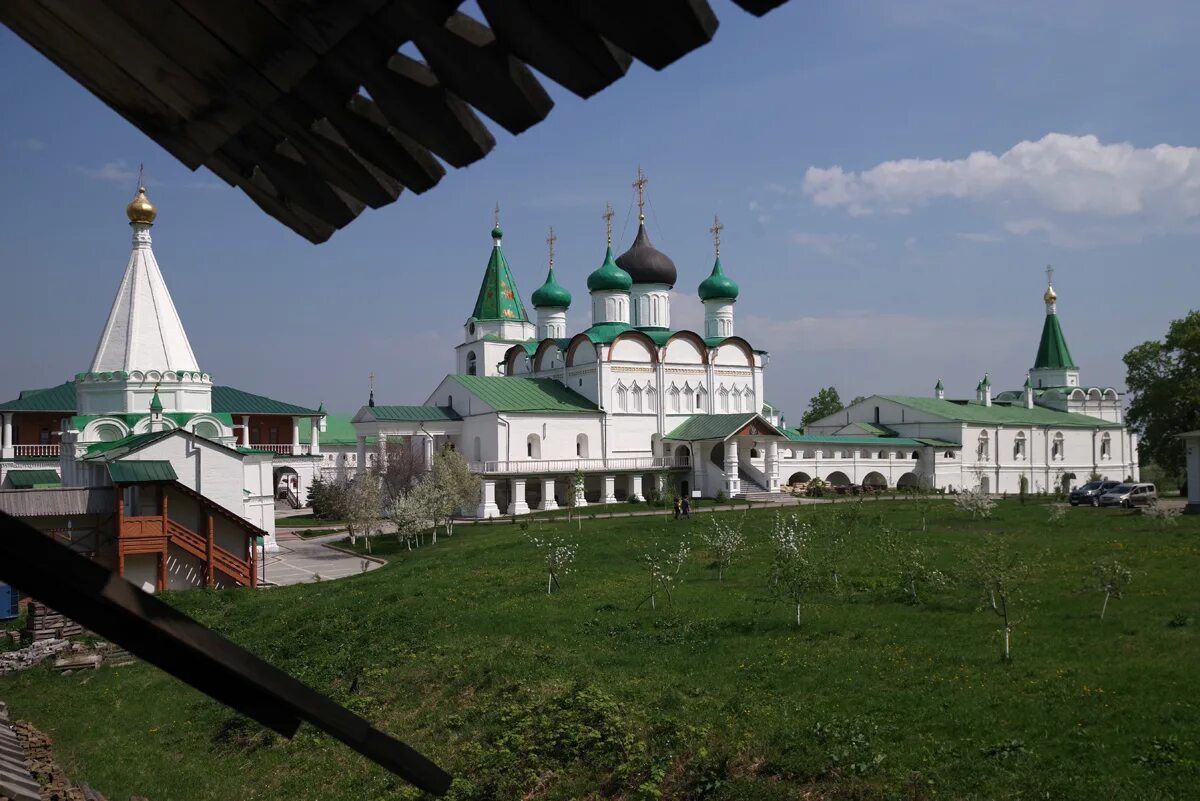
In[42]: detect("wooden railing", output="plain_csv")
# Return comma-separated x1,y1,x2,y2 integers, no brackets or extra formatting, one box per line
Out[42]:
166,519,253,586
13,444,59,457
468,456,680,475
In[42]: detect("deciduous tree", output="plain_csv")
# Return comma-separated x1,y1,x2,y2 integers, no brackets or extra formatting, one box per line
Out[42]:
1091,559,1132,621
801,386,844,427
1124,310,1200,477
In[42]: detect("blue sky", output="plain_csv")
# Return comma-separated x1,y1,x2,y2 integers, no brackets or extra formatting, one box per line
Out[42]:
2,1,1198,419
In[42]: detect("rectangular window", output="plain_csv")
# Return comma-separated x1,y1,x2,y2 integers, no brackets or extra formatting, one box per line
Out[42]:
269,428,279,444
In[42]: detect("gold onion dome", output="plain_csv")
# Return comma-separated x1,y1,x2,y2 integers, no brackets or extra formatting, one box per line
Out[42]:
1043,285,1057,303
126,186,157,225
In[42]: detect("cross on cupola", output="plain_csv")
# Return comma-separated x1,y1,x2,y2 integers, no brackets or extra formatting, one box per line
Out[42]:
546,226,556,268
632,165,647,222
602,203,614,246
710,214,723,257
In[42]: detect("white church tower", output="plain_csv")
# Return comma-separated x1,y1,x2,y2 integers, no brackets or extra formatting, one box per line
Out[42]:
698,214,739,339
455,208,536,376
1028,266,1081,389
587,204,633,326
77,183,213,416
530,226,571,339
617,168,676,330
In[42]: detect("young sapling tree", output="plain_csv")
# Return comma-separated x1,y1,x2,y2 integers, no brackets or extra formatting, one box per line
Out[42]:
638,539,691,610
1092,559,1132,620
969,536,1036,661
700,515,745,581
954,487,996,520
529,533,578,595
769,514,821,626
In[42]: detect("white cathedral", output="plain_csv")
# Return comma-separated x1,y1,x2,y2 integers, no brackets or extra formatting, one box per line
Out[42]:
352,176,1139,515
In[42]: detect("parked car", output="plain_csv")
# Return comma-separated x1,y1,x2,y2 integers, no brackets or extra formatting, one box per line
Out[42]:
1098,483,1157,508
1069,480,1122,507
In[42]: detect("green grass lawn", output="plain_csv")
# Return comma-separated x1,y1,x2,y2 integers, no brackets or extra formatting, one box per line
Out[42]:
276,513,347,526
3,500,1198,800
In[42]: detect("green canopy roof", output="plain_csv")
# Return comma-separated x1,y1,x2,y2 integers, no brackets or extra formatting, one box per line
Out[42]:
697,256,739,301
470,230,529,322
448,375,597,414
108,460,178,484
586,246,633,292
666,413,782,441
530,265,572,309
1033,312,1077,370
364,406,462,422
6,469,62,488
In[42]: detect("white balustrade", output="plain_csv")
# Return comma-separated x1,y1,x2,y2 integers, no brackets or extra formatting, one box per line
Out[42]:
13,444,59,457
249,443,312,456
469,456,679,475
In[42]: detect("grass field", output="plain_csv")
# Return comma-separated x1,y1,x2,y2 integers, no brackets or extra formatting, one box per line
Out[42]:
3,499,1198,800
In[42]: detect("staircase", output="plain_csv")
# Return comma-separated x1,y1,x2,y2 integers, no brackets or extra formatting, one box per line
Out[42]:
166,519,254,586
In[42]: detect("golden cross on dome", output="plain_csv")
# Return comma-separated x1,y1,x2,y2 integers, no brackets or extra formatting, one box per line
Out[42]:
632,166,647,222
602,203,614,245
137,163,145,190
546,226,556,268
709,214,723,257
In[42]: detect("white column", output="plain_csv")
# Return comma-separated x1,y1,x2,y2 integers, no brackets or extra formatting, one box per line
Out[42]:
628,473,644,502
356,435,367,475
241,415,251,447
602,474,618,505
476,478,500,518
724,439,741,496
766,440,780,492
539,477,559,510
310,418,321,455
423,435,435,471
1,413,11,459
510,477,530,515
291,418,301,455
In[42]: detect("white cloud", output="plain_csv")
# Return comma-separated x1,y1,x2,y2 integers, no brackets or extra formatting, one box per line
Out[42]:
83,160,141,184
789,231,866,258
955,231,1003,243
802,133,1200,241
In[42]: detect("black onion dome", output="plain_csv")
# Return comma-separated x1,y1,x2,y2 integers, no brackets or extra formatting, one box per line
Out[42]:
615,222,677,287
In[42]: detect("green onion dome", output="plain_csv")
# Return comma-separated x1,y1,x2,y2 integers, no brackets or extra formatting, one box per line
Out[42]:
531,266,572,308
491,225,504,240
697,256,739,301
587,246,633,292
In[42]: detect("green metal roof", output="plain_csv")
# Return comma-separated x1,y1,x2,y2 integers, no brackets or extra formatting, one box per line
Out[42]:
0,382,76,411
364,406,462,422
852,422,898,436
878,395,1121,428
578,321,635,344
531,265,572,308
211,386,320,416
470,233,529,322
697,256,739,301
666,413,782,441
6,469,62,488
783,433,959,448
449,375,597,414
1033,312,1077,370
298,415,376,447
586,246,633,292
107,460,178,483
82,430,175,459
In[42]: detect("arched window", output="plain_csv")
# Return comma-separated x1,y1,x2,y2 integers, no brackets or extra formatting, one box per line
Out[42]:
803,450,816,459
911,450,919,460
646,385,658,412
614,383,628,412
1100,433,1112,459
668,385,681,413
873,406,880,424
878,450,887,459
682,383,694,413
466,351,477,376
718,386,729,413
1013,432,1027,460
731,387,742,412
696,385,707,412
750,448,760,458
527,433,541,459
447,394,453,409
976,430,990,462
94,423,123,442
1052,432,1064,461
576,433,590,458
944,450,956,459
631,384,643,413
193,421,220,439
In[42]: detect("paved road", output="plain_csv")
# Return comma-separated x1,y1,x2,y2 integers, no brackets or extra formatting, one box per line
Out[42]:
260,530,382,587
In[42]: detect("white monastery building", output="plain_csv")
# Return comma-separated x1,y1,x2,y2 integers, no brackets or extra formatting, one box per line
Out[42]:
355,175,1138,512
0,187,333,591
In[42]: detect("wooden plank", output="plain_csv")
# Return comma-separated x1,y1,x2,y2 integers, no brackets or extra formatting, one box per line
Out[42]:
256,0,391,54
730,0,790,16
32,0,248,156
206,513,215,589
0,512,452,794
566,0,719,71
362,53,495,168
332,97,445,194
204,155,337,244
395,7,554,135
0,4,207,167
477,0,632,99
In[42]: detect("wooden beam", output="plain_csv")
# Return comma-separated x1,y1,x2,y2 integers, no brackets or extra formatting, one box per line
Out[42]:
730,0,790,16
0,511,452,795
206,513,215,589
476,0,633,99
565,0,719,71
